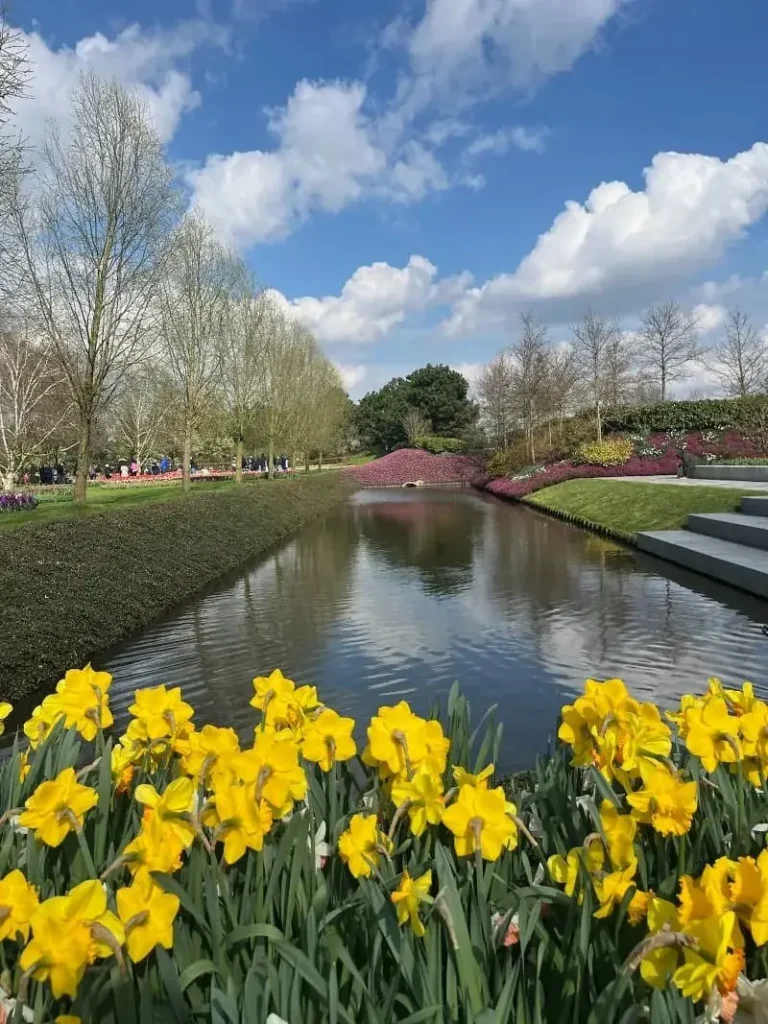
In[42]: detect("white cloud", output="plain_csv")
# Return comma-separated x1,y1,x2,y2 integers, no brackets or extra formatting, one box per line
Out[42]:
378,141,449,202
271,255,439,344
334,363,368,395
406,0,627,103
465,126,548,158
187,79,388,245
11,21,223,146
451,362,483,393
692,304,727,335
445,142,768,335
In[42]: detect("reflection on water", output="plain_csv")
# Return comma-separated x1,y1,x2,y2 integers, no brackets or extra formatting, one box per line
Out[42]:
97,489,768,772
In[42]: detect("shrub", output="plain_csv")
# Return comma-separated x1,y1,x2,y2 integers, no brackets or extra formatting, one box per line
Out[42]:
576,437,634,466
0,475,352,700
0,667,766,1021
0,492,37,513
414,435,466,454
602,394,768,435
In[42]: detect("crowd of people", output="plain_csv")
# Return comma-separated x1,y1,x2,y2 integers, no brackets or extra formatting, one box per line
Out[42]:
24,453,292,485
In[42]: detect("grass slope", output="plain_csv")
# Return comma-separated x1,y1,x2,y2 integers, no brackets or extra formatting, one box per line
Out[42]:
524,480,762,541
0,475,353,702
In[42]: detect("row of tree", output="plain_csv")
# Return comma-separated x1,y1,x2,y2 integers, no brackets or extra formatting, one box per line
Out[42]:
0,25,349,499
477,304,768,455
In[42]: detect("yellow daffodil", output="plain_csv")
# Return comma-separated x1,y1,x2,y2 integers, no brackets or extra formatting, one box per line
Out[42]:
593,863,638,919
250,668,297,709
20,881,124,998
50,665,114,741
0,700,11,737
56,1016,82,1024
233,730,307,816
250,670,318,733
391,768,445,836
626,763,697,837
366,702,429,777
338,813,392,879
627,889,652,925
0,869,38,942
738,700,768,764
679,859,737,935
129,685,194,741
599,800,637,869
421,720,451,777
124,815,186,879
666,693,705,739
179,724,241,786
116,874,180,962
23,701,58,749
111,743,136,796
441,785,518,861
673,911,744,1003
17,749,30,783
640,898,682,990
620,702,672,774
452,764,494,789
391,870,432,937
558,703,594,767
209,781,273,864
19,767,98,847
685,697,742,772
548,840,604,900
135,777,197,849
573,678,640,729
302,709,356,771
721,680,758,716
735,850,768,945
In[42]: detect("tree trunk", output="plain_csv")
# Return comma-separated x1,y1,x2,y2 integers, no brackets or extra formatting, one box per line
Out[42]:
318,451,323,471
74,409,92,504
268,437,274,480
182,423,192,493
596,400,602,444
304,451,310,474
235,437,244,484
660,366,667,402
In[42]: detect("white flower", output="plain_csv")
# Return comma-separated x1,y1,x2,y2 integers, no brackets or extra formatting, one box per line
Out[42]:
310,820,333,871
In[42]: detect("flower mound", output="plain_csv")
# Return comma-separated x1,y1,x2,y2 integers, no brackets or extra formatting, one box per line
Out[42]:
2,667,768,1021
347,447,482,487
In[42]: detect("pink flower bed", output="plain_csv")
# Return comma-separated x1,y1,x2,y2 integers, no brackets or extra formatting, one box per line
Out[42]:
346,448,483,487
482,453,680,500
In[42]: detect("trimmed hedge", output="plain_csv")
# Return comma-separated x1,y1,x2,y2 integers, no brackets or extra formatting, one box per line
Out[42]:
602,394,768,433
0,475,353,702
414,434,466,453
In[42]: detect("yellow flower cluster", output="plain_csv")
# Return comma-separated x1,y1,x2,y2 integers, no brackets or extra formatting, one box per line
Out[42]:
577,437,634,466
23,665,113,748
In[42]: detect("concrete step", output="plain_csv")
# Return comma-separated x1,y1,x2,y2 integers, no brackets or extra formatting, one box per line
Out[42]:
694,465,768,481
688,512,768,550
636,530,768,599
741,496,768,516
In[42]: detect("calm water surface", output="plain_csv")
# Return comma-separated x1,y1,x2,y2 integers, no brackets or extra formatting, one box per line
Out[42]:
96,489,768,772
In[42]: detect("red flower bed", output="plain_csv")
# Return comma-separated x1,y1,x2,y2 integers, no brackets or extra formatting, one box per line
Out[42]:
482,453,680,500
346,448,483,487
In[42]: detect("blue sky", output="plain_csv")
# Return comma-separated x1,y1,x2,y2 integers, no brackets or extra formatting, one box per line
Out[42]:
10,0,768,396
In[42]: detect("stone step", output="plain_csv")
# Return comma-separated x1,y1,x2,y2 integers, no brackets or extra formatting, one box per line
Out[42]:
636,530,768,598
741,496,768,516
693,464,768,481
687,512,768,550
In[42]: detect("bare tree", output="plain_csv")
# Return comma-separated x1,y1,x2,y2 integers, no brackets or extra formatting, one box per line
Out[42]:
0,4,28,282
111,369,173,468
10,73,178,501
571,311,619,442
257,309,312,479
158,211,240,491
0,325,69,488
640,301,699,400
510,312,548,461
402,406,430,445
478,352,515,449
710,309,767,398
542,343,580,441
602,330,637,406
220,274,267,482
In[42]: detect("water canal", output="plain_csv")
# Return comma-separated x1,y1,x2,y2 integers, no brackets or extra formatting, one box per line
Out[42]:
97,488,768,772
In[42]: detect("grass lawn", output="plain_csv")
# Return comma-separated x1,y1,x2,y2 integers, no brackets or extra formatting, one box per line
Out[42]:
0,478,300,532
523,480,764,540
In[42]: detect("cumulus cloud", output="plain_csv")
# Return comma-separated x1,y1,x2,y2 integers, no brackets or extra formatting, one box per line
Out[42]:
445,143,768,334
334,363,369,395
187,79,388,245
11,20,224,146
270,255,439,344
692,304,727,335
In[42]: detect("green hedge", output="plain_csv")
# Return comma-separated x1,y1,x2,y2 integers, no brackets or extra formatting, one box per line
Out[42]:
602,394,767,433
414,435,466,453
0,475,353,702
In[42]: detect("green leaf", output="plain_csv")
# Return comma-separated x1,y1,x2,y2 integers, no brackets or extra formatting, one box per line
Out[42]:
155,945,192,1024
